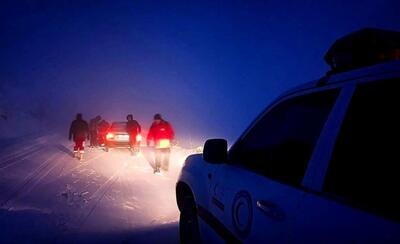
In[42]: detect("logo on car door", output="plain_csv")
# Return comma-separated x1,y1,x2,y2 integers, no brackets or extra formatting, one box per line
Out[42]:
232,190,253,238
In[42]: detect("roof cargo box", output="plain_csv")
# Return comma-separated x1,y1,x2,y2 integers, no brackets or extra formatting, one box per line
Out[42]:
325,28,400,73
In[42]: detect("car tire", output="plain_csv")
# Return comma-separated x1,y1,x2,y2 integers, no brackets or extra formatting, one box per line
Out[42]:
180,196,201,244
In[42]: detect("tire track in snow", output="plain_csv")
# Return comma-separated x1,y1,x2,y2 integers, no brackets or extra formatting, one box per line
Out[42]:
116,165,137,229
36,151,69,187
0,149,61,208
0,144,40,162
0,146,45,171
74,160,128,231
0,134,55,162
42,146,107,187
58,151,107,177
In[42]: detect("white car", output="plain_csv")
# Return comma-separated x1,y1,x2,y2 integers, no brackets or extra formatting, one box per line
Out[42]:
176,28,400,243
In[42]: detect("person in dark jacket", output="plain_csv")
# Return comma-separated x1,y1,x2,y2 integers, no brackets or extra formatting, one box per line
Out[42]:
69,113,89,153
89,115,101,147
146,113,174,173
126,114,141,154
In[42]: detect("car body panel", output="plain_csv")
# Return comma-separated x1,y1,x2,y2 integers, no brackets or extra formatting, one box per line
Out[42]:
293,192,400,242
208,164,305,243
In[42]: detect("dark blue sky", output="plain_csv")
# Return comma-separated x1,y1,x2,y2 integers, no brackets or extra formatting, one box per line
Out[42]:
1,0,400,145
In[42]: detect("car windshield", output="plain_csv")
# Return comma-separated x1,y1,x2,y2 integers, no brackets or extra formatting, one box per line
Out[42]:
110,122,127,132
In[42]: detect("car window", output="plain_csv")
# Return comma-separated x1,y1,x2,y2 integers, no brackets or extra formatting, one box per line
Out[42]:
323,78,400,221
111,122,127,131
230,89,339,187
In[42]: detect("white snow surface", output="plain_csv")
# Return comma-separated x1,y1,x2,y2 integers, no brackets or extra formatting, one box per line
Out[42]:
0,134,194,243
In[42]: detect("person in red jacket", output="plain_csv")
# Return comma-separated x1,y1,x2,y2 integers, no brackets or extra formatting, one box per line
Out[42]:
147,113,174,173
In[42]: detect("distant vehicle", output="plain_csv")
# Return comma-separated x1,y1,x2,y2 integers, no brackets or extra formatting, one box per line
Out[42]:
176,28,400,243
105,122,141,153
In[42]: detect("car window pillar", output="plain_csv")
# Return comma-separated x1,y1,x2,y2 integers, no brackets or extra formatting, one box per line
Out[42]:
302,84,356,190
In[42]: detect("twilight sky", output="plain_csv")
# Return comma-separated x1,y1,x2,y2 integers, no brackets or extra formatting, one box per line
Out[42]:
1,0,400,145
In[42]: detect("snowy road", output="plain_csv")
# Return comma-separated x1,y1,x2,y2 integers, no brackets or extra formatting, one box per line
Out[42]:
0,134,192,243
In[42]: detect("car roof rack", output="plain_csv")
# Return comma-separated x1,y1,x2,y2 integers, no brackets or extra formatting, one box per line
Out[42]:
324,28,400,74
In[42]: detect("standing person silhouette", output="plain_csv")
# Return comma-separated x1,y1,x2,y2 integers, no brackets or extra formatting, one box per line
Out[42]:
146,114,174,173
69,113,89,159
89,115,101,147
126,114,141,155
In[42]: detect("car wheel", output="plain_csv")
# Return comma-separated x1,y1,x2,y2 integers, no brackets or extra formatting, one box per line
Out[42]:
180,196,201,244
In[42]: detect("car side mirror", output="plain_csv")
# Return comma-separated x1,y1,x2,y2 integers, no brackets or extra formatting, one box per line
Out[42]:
203,139,227,164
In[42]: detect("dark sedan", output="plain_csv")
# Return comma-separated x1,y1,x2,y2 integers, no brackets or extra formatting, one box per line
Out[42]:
104,122,131,152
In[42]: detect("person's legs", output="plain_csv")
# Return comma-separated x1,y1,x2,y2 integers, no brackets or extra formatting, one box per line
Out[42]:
75,138,84,153
89,131,95,147
155,149,162,171
129,136,136,151
134,139,140,153
73,138,83,158
98,133,104,146
73,138,84,160
161,148,170,171
101,133,107,146
93,132,98,146
79,140,85,153
73,140,79,152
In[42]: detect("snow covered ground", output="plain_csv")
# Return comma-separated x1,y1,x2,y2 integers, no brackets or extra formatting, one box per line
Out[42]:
0,134,193,243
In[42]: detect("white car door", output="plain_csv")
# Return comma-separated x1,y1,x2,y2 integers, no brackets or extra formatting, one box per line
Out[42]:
208,87,341,242
209,164,304,243
293,78,400,242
